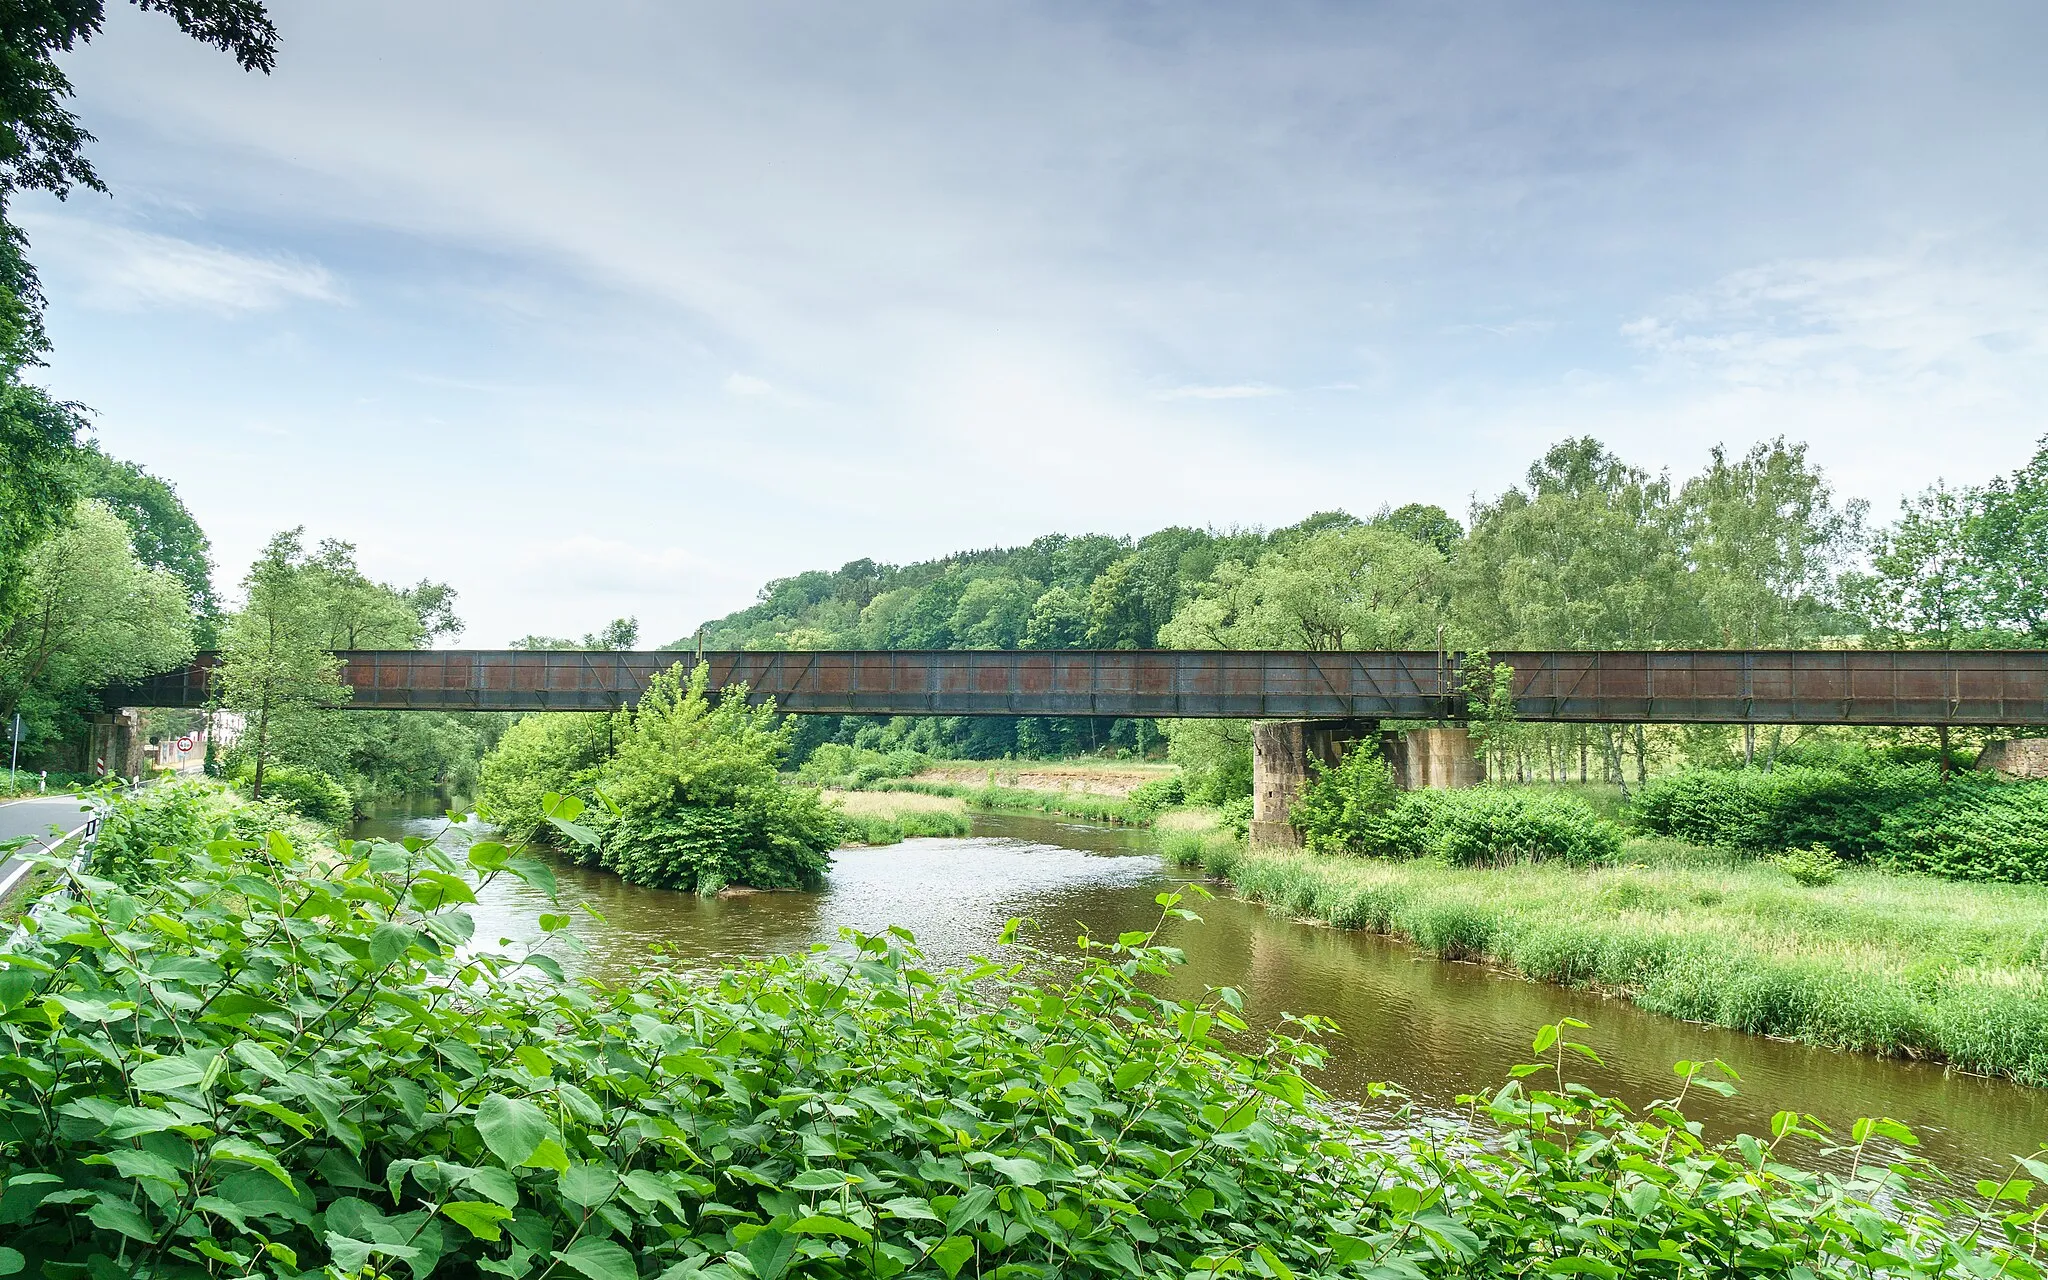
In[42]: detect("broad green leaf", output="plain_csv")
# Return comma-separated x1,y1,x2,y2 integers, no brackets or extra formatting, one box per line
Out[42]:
553,1238,637,1280
745,1228,798,1280
0,1247,21,1276
441,1200,515,1242
131,1051,219,1093
462,1165,520,1209
211,1138,296,1192
792,1213,872,1245
880,1195,939,1222
623,1169,682,1218
476,1093,549,1167
561,1162,619,1208
524,1138,571,1174
508,857,559,898
371,923,420,968
929,1237,975,1279
87,1196,157,1243
788,1168,852,1191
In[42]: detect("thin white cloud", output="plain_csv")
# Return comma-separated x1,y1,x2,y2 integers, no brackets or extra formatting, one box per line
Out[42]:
723,372,776,397
1153,383,1285,401
1622,250,2047,394
20,215,339,313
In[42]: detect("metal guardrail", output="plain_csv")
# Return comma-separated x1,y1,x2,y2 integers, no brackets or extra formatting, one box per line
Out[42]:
110,648,2048,725
1,800,103,947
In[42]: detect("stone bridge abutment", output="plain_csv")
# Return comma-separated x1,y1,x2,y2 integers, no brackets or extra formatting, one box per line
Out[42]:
1249,720,1482,847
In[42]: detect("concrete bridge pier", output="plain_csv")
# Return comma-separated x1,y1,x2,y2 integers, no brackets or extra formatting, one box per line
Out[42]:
1250,720,1482,847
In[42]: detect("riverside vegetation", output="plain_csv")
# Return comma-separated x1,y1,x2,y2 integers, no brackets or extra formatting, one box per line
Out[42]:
1161,740,2048,1086
2,782,2046,1277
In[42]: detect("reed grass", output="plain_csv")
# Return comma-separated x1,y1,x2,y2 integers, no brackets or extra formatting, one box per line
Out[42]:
827,790,972,845
874,779,1160,825
1159,830,2048,1086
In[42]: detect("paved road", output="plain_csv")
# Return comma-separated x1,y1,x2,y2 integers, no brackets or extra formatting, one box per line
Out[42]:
0,795,97,901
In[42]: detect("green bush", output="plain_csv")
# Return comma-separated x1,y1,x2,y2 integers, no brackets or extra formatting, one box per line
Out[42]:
475,711,611,842
1122,773,1185,818
91,780,312,887
1218,794,1253,839
594,662,839,893
1873,780,2048,883
1291,744,1401,852
795,743,929,789
1294,752,1623,866
93,782,212,886
1428,788,1625,866
3,812,2040,1277
241,763,354,825
1631,760,1942,858
1777,843,1843,886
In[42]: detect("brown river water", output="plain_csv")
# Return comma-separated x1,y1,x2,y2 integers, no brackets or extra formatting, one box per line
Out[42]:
355,804,2048,1182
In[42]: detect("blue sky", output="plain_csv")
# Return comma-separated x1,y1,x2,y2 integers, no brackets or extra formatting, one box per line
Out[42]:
22,1,2048,645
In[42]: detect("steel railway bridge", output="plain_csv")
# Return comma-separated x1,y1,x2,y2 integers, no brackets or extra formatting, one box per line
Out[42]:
117,647,2048,725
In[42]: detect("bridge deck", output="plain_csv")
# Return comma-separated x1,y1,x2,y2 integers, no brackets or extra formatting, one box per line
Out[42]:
116,648,2048,724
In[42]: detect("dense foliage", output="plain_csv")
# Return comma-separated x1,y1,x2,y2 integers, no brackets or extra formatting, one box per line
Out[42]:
1871,781,2048,883
476,713,612,842
794,744,931,790
0,0,277,767
87,778,311,887
478,663,842,892
215,530,480,803
1293,748,1623,865
2,795,2045,1277
0,499,196,757
73,444,221,644
234,762,354,825
1631,758,1944,859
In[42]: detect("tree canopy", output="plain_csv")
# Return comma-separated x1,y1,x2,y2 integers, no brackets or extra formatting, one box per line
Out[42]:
0,498,193,753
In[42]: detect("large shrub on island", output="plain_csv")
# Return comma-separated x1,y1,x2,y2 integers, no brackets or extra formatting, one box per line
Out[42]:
476,711,613,843
1,794,2044,1277
589,662,838,893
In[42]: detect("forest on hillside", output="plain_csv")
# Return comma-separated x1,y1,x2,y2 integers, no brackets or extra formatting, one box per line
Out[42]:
673,436,2047,774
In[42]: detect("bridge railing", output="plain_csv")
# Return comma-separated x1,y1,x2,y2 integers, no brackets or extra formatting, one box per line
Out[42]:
108,648,2048,725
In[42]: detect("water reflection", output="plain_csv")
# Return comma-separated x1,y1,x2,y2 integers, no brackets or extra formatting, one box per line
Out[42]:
353,805,2048,1180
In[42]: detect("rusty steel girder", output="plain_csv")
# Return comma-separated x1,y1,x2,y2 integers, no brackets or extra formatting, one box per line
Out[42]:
111,648,2048,724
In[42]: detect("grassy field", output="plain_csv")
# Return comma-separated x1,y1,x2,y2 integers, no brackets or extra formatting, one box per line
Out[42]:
1162,828,2048,1086
825,789,971,844
909,757,1173,796
876,779,1162,825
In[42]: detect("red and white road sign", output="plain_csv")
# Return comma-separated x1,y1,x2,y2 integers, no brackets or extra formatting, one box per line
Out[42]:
175,735,196,753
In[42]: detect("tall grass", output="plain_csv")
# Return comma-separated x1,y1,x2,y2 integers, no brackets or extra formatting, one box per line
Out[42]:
827,789,972,845
1160,831,2048,1085
874,779,1162,825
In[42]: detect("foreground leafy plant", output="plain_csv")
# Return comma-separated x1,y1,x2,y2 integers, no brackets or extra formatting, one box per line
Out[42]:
0,792,2042,1277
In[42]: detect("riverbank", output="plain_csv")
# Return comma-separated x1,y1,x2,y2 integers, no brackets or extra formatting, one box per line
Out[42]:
910,757,1173,796
825,788,971,843
1163,829,2048,1086
17,793,2040,1275
874,777,1164,824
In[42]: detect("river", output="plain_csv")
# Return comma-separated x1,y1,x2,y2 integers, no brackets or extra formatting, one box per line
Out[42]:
356,803,2048,1181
